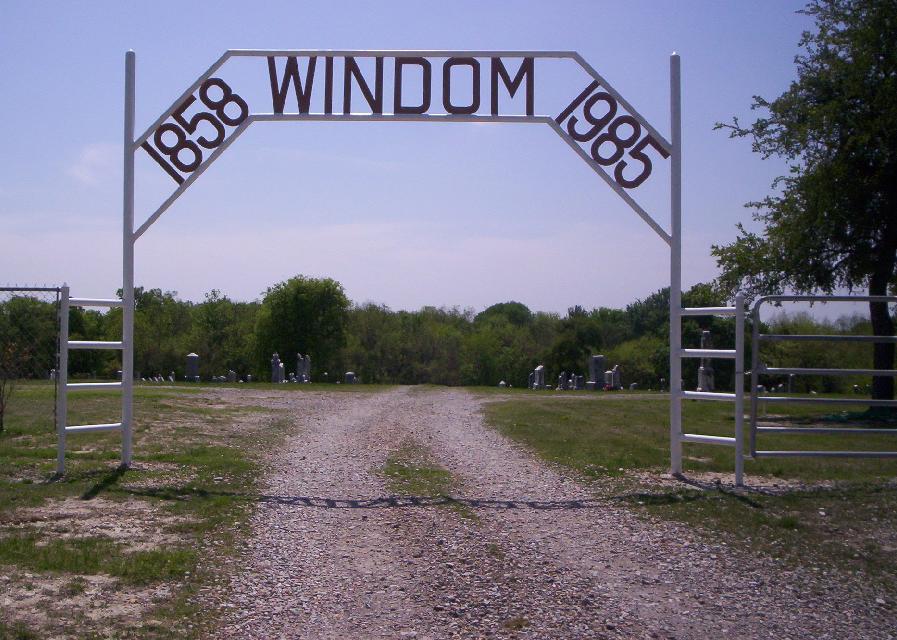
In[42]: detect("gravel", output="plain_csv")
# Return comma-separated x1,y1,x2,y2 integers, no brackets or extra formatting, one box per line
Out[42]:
206,386,896,639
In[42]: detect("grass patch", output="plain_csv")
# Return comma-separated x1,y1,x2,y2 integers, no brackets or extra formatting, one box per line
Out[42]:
503,616,530,630
62,576,87,597
382,442,474,519
484,394,897,592
484,395,897,481
0,535,195,585
0,619,40,640
623,483,897,590
0,381,300,637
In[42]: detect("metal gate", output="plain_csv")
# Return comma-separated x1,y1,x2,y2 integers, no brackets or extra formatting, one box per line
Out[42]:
749,295,897,459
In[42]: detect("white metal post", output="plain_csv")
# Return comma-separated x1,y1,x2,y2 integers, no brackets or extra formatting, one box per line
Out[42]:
734,293,745,486
669,53,683,475
122,51,136,468
55,285,70,475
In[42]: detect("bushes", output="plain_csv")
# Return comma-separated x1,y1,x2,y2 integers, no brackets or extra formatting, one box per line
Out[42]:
5,279,885,389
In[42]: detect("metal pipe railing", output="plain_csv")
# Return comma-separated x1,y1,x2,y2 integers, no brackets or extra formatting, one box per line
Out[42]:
749,294,897,459
676,293,746,485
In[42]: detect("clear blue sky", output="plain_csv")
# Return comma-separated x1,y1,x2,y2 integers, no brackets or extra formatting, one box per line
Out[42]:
1,0,810,314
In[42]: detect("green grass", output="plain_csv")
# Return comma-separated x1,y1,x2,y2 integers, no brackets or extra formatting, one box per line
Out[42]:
0,619,40,640
483,394,897,592
484,394,897,480
382,442,475,519
623,483,897,585
0,381,295,637
0,535,195,584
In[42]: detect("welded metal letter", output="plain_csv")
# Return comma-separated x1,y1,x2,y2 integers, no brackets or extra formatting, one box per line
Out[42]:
268,56,317,114
344,56,384,114
394,57,432,114
490,57,534,116
442,57,480,115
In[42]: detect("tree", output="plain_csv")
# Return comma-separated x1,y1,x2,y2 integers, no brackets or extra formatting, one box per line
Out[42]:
191,290,258,378
713,0,897,401
474,301,533,327
254,276,350,378
0,296,57,431
0,340,26,432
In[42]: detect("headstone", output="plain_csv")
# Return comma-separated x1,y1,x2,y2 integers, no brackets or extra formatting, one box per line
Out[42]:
117,370,123,381
49,369,56,381
587,355,606,388
498,380,507,388
186,353,200,382
227,370,236,383
271,353,281,383
629,382,638,391
296,353,311,382
246,374,253,383
344,371,356,384
604,370,614,388
528,372,535,389
534,365,545,389
612,365,621,390
557,371,567,390
278,362,285,383
574,375,585,390
697,331,715,392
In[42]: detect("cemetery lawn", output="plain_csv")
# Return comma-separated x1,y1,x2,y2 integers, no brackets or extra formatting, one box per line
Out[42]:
0,381,293,639
483,393,897,592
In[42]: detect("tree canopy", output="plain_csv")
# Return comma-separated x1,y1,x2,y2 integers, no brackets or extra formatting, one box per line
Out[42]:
713,0,897,399
254,276,350,376
3,278,882,397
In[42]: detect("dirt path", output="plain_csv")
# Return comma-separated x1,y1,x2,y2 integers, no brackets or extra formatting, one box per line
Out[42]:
209,387,893,639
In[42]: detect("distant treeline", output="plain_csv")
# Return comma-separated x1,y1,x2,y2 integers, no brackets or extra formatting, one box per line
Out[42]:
0,276,888,393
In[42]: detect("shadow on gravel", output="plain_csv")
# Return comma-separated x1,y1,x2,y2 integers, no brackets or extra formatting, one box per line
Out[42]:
114,486,607,510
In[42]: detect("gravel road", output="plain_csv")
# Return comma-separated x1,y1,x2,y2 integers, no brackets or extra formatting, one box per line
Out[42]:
207,386,894,639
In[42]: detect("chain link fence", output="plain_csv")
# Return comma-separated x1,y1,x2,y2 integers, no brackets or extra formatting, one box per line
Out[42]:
0,287,60,434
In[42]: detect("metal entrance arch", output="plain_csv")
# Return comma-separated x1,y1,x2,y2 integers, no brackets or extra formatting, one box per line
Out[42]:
56,49,704,478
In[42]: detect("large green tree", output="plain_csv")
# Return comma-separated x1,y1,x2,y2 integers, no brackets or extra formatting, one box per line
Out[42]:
254,276,350,379
713,0,897,400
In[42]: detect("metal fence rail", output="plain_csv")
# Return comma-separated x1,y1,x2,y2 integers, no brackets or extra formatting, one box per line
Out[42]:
55,287,127,474
749,295,897,458
676,293,746,485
